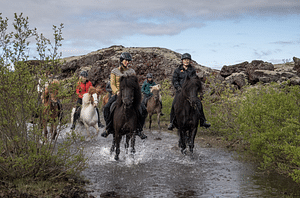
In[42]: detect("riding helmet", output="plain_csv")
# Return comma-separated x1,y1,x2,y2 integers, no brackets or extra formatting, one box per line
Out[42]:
80,70,88,77
181,53,192,60
120,52,132,62
146,73,153,78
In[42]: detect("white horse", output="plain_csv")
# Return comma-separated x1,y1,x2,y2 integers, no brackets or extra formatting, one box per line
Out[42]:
71,87,100,137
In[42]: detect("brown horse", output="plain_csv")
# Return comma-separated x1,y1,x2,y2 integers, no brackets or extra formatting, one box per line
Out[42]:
174,75,202,154
101,92,110,110
111,75,141,160
42,79,62,141
146,84,162,131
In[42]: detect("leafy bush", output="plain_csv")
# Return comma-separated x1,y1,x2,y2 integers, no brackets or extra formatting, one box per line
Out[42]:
237,83,300,182
202,74,300,184
0,13,86,183
202,75,242,139
160,79,173,122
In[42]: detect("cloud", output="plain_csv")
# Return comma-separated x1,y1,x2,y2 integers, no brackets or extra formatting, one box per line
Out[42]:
253,48,282,59
2,0,300,56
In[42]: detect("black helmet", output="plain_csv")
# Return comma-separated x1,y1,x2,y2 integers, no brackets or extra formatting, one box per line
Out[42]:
181,53,192,60
120,52,132,62
80,70,88,77
146,73,153,78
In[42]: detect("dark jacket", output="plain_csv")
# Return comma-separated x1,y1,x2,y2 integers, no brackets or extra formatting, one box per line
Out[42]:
172,64,196,90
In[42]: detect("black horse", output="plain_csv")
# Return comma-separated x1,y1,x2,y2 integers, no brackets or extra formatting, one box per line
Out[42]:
174,75,203,154
111,75,142,160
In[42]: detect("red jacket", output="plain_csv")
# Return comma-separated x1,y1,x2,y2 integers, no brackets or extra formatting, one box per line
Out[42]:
76,80,93,99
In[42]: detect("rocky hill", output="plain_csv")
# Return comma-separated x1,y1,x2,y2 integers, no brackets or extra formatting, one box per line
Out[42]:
57,45,300,94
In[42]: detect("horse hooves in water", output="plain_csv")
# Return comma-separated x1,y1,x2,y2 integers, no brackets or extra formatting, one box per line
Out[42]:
131,149,136,154
114,155,119,160
181,148,187,155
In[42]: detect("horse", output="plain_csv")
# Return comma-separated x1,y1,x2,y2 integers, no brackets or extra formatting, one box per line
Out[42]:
42,79,62,141
101,92,110,110
146,84,162,131
71,86,100,137
174,75,202,154
111,75,142,160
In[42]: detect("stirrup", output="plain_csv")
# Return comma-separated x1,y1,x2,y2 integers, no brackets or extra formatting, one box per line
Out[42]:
101,131,109,138
137,130,147,139
168,123,174,131
202,121,211,129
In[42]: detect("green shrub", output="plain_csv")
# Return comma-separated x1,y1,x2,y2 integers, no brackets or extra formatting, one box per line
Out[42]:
0,13,86,182
160,79,173,122
236,83,300,181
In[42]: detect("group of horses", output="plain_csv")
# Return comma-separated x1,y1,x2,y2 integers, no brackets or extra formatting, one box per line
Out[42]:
43,75,203,160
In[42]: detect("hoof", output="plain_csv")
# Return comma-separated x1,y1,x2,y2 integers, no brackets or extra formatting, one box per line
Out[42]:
114,155,119,161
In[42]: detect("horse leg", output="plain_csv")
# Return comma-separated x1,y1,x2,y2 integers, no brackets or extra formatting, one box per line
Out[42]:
179,129,187,154
83,122,91,138
43,124,48,141
110,133,115,154
115,134,121,160
125,134,130,154
149,114,152,130
157,113,161,131
189,127,197,153
131,133,136,154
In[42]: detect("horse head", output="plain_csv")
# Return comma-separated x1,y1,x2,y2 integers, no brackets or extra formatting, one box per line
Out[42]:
150,84,161,101
118,76,141,109
81,86,99,107
182,76,202,107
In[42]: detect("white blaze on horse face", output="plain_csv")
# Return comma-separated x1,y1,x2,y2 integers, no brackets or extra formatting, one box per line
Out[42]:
92,93,98,106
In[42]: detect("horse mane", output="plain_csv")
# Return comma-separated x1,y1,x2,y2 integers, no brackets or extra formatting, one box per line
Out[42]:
150,84,160,92
181,75,202,97
116,75,141,110
88,86,96,95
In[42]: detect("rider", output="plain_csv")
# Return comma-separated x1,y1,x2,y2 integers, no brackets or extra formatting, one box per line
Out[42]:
141,73,164,116
167,53,211,130
39,71,62,113
101,52,147,139
70,70,104,130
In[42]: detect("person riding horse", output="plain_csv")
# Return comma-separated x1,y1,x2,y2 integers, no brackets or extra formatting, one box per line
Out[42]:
71,70,104,130
101,52,147,139
168,53,211,130
39,71,62,115
141,73,163,116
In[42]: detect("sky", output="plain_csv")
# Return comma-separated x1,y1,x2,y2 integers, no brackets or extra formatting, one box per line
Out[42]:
1,0,300,70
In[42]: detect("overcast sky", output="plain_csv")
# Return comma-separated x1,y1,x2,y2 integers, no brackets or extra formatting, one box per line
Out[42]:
2,0,300,70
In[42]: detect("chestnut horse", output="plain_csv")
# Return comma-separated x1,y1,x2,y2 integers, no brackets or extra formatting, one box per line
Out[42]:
42,79,62,140
146,84,162,131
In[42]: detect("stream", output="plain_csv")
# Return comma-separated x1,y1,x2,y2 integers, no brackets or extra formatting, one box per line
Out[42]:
59,125,300,198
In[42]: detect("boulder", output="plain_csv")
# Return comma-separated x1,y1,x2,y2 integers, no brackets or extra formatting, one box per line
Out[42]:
293,56,300,76
220,61,249,77
249,70,299,84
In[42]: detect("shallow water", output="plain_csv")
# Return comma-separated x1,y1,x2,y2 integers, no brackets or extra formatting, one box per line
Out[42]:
59,125,300,198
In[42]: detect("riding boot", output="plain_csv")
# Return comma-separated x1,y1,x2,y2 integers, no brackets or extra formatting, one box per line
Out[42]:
168,104,175,130
136,105,147,140
71,106,81,130
101,95,116,138
101,111,113,138
196,100,211,129
95,107,104,128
